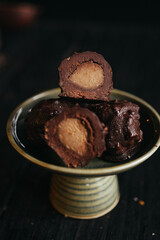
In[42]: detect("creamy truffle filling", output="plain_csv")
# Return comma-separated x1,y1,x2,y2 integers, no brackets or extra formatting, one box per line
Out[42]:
69,61,104,89
58,118,88,156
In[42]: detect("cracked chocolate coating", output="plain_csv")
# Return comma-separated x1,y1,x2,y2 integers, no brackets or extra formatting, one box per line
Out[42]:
81,99,143,161
58,51,113,101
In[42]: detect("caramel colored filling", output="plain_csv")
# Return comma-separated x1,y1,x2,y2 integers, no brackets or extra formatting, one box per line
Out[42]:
58,118,88,156
69,61,104,89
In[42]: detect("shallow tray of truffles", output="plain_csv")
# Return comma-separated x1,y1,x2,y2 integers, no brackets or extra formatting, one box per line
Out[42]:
7,86,160,175
7,51,160,175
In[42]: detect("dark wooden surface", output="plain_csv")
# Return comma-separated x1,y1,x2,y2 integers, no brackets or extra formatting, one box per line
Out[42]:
0,19,160,240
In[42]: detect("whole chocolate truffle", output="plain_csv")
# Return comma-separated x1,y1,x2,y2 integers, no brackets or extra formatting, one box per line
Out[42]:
98,100,143,161
58,51,113,101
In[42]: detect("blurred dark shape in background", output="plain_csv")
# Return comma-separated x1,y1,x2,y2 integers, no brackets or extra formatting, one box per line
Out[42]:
0,0,159,28
0,2,41,29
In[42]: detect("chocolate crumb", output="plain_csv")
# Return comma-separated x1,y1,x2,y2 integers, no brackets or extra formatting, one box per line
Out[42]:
138,200,145,206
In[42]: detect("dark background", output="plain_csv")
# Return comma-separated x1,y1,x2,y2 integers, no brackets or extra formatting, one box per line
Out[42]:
0,1,160,240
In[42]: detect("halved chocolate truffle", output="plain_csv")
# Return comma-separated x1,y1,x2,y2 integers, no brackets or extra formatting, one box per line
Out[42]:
25,99,107,167
58,51,113,101
44,106,107,167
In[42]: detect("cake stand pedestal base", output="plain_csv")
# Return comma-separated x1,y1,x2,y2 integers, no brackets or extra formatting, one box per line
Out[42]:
50,174,120,219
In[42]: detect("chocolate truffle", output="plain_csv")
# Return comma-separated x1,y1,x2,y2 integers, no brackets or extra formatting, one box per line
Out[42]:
25,99,107,167
58,51,113,101
44,106,107,167
99,100,143,161
105,100,143,159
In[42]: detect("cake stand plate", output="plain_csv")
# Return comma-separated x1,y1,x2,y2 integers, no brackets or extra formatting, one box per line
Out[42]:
7,88,160,219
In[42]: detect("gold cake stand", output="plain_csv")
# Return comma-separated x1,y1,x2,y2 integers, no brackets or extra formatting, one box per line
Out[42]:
7,88,160,219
